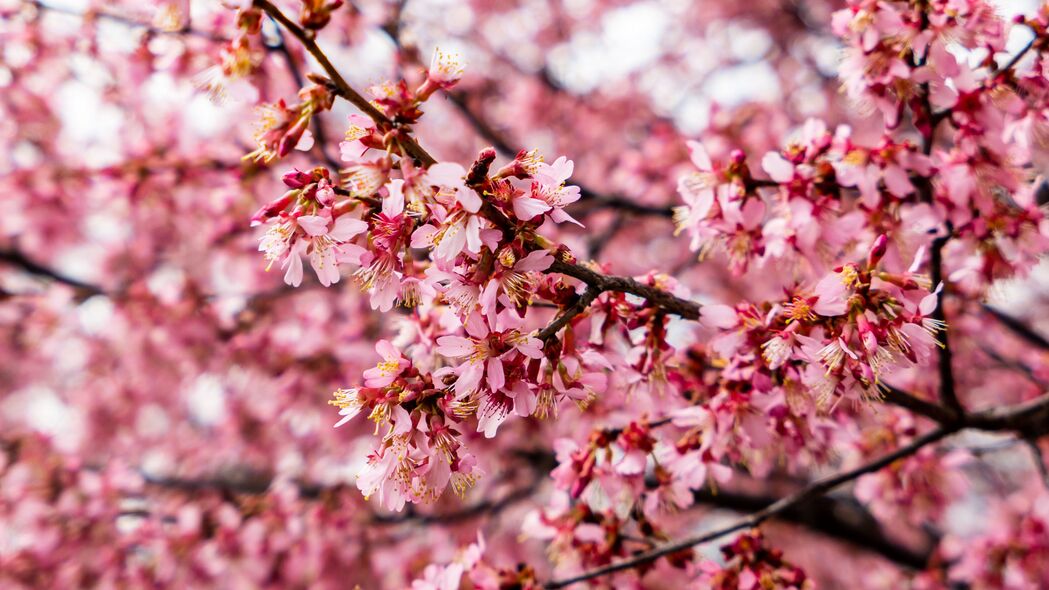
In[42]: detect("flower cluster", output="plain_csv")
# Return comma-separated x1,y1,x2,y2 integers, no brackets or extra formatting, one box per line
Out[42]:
693,530,811,590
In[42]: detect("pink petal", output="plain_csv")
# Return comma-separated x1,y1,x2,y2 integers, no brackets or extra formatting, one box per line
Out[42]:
383,179,405,217
486,357,505,392
515,250,553,272
456,187,482,214
329,216,368,241
297,215,329,236
436,336,473,357
761,152,794,183
513,196,551,220
427,162,466,187
686,140,712,171
700,304,737,329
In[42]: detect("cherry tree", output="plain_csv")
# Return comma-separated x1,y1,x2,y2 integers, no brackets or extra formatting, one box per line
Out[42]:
3,0,1049,587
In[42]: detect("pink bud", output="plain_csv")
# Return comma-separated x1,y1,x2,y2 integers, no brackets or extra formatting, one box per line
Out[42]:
867,234,889,268
250,190,298,226
278,117,310,157
282,169,312,189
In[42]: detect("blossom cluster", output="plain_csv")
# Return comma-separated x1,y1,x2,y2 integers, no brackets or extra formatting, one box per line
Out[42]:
6,0,1049,587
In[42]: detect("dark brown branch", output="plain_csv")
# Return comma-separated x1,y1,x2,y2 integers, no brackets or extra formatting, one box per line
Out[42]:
920,67,962,415
27,0,230,42
881,384,961,425
544,426,955,588
254,0,436,167
966,393,1049,438
992,35,1037,77
1025,440,1049,491
0,248,105,297
536,288,600,341
983,304,1049,350
547,259,701,320
690,488,934,570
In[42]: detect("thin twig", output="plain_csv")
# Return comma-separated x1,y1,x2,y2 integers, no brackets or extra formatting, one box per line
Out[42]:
536,288,600,341
992,36,1037,76
983,304,1049,350
254,0,436,167
1025,440,1049,491
264,16,341,170
0,248,105,296
544,426,955,588
27,0,230,42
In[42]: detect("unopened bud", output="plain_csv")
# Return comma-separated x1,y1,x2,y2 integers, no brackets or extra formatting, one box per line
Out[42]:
867,234,889,268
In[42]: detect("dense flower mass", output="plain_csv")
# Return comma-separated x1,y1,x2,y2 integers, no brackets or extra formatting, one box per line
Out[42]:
4,0,1049,588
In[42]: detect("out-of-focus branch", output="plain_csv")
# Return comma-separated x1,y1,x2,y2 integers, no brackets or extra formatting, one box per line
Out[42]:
254,0,436,167
983,304,1049,350
0,248,105,297
689,488,934,570
25,0,230,42
141,471,538,525
264,16,341,170
881,384,961,425
544,426,955,588
445,93,675,218
1025,440,1049,491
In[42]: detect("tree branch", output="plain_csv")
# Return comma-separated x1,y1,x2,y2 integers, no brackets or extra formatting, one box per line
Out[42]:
0,248,105,297
689,488,934,570
536,288,600,341
141,471,538,526
982,304,1049,350
546,259,700,320
880,384,961,425
544,426,955,588
254,0,436,167
1025,440,1049,491
27,0,230,42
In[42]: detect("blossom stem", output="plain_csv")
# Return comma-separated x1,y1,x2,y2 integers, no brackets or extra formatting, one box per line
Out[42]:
545,390,1049,587
254,0,436,166
544,426,956,588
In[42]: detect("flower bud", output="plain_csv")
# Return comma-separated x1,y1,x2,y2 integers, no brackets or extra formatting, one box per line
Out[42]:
282,169,312,189
867,234,889,268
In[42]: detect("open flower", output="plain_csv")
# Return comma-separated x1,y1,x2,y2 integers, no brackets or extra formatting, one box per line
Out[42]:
362,340,410,388
258,212,368,287
417,47,466,100
512,156,582,225
436,314,543,437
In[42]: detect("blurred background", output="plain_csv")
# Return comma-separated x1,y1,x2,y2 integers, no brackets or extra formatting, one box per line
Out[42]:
2,0,1048,587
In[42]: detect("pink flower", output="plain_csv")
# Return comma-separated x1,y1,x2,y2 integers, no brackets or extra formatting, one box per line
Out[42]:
339,114,378,161
435,314,543,437
258,212,368,287
761,151,795,184
426,47,465,88
427,162,482,213
811,270,852,316
410,213,484,263
362,340,410,387
356,438,412,512
512,156,582,225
